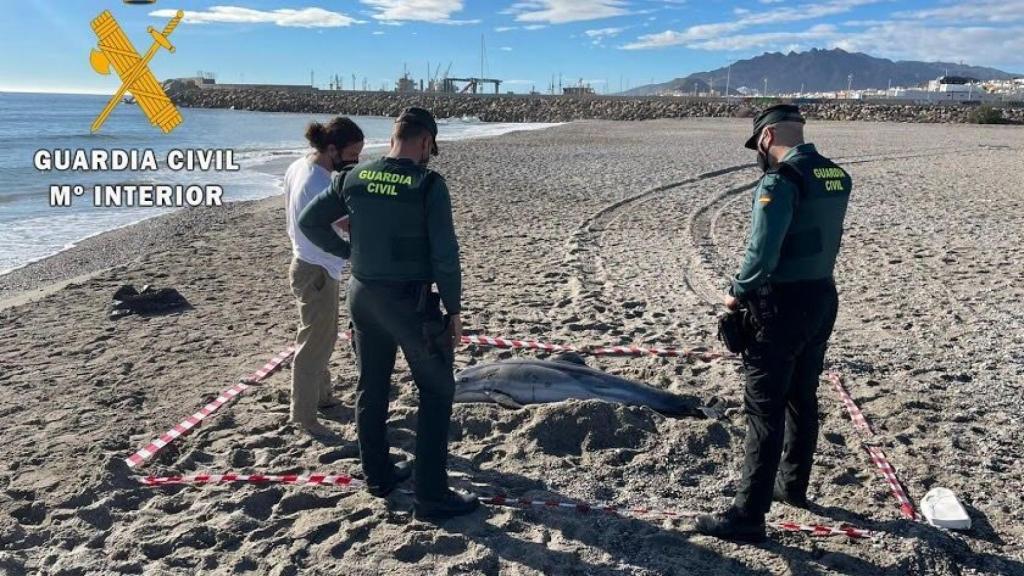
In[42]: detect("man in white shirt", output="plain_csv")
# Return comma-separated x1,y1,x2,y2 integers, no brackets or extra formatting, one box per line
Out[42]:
284,117,364,435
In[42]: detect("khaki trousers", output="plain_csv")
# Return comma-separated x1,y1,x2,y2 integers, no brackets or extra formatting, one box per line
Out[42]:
289,257,340,423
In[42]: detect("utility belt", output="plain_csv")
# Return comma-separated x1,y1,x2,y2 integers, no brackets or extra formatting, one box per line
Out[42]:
717,278,834,354
355,277,429,298
352,277,454,366
717,283,775,354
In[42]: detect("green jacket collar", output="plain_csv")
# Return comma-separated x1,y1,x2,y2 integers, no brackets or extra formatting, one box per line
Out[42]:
781,143,816,162
383,156,420,168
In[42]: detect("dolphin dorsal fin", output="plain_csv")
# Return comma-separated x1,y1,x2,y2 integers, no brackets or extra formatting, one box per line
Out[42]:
484,390,524,410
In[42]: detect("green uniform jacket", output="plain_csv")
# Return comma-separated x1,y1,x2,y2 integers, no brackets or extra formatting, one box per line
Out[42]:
732,143,852,297
298,157,462,314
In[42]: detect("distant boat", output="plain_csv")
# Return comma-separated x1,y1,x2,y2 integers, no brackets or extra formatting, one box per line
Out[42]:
123,94,136,105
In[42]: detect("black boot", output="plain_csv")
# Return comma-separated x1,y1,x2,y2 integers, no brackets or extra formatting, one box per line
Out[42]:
366,460,413,498
414,489,480,521
773,479,809,509
695,507,767,543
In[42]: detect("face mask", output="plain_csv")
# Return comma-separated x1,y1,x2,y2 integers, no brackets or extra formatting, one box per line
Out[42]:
332,150,358,172
756,151,770,173
756,132,771,173
418,141,431,167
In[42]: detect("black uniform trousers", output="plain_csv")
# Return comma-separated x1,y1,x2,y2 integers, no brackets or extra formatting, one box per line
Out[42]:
733,278,839,518
348,276,455,500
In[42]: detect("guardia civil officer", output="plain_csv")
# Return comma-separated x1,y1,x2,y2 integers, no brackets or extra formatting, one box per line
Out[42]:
696,104,852,543
298,107,478,520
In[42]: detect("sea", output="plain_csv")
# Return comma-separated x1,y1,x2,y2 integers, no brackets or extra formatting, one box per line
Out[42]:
0,92,558,274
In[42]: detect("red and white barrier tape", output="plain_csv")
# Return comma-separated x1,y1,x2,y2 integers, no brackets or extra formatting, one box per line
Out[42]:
126,329,719,470
462,334,576,354
826,373,874,436
866,446,919,520
590,345,724,362
241,346,297,384
123,335,889,536
342,330,725,361
774,522,873,539
138,474,872,538
125,346,296,469
141,473,363,488
826,373,918,520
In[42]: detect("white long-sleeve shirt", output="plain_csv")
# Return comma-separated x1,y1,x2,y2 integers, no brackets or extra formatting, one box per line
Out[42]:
284,156,347,280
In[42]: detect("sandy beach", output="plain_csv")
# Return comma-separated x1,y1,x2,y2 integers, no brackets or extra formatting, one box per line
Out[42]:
1,119,1023,575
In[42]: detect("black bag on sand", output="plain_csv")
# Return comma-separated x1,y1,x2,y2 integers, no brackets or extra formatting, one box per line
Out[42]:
110,284,190,320
717,308,752,354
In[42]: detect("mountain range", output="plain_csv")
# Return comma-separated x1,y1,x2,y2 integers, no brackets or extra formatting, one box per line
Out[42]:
620,48,1021,96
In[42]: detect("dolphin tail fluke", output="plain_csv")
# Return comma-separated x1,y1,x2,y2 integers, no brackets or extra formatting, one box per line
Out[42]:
698,405,725,420
697,396,730,420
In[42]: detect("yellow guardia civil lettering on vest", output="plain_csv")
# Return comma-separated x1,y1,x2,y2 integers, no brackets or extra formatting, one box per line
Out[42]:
359,170,414,197
812,167,847,192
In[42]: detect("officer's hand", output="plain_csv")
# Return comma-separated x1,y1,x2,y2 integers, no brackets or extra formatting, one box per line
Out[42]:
448,314,463,350
723,295,739,311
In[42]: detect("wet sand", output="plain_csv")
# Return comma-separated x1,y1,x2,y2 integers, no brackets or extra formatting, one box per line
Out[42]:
1,119,1023,575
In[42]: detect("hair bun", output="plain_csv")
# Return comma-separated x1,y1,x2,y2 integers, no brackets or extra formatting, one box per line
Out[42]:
305,122,326,148
305,117,364,152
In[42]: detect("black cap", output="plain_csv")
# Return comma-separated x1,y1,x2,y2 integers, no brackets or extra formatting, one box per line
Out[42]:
744,104,805,150
396,107,439,156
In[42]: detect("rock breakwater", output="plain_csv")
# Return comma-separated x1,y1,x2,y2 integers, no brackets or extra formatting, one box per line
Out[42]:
167,82,1024,124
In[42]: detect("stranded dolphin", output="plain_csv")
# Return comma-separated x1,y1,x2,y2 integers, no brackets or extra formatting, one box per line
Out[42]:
454,356,706,418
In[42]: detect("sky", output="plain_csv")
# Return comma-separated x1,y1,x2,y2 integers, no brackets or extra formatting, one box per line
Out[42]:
2,0,1022,94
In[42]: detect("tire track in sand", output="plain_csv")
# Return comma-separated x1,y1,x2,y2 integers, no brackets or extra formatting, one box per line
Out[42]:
561,163,754,317
683,148,970,306
557,148,966,322
685,180,759,305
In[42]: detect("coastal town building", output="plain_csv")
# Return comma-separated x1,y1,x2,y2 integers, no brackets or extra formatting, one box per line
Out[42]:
563,85,596,96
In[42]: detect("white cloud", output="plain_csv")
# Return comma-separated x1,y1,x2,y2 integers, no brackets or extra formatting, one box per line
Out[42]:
491,23,548,31
624,11,1024,70
360,0,478,24
832,23,1024,69
687,24,837,51
622,0,882,49
150,6,361,27
494,24,547,31
500,46,513,51
506,0,629,24
585,26,625,38
738,0,882,26
621,21,745,49
894,0,1024,24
